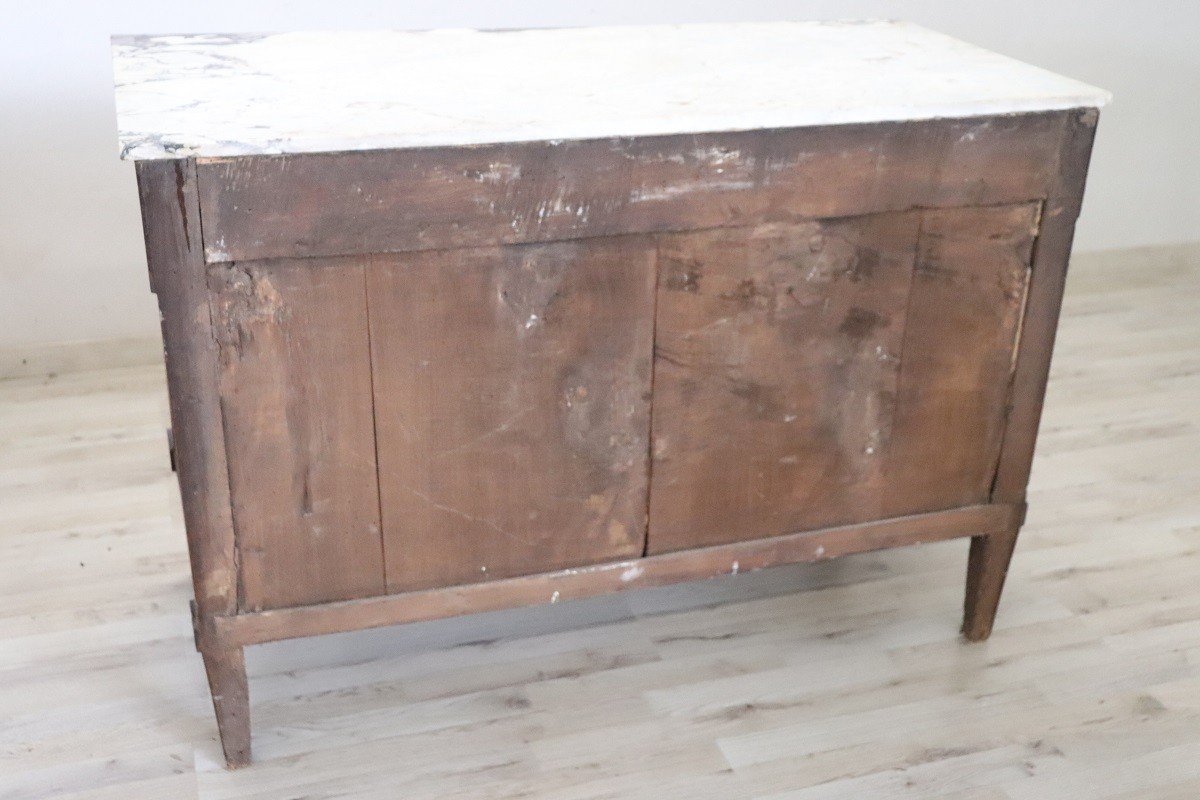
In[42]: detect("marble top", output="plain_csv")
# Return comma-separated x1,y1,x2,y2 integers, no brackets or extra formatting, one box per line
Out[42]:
112,21,1110,161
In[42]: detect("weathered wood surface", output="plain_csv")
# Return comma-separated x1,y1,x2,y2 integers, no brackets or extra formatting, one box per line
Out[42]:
366,237,656,592
647,204,1038,553
210,503,1022,648
129,109,1100,769
648,213,920,552
966,107,1100,644
962,511,1023,641
991,107,1101,503
882,203,1040,516
135,159,239,619
200,645,251,768
193,112,1071,263
208,260,385,611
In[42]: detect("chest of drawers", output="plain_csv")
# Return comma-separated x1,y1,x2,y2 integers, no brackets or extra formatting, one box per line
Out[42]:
113,22,1107,766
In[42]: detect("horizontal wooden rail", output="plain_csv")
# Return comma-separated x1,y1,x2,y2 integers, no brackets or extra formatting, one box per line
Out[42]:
204,503,1022,649
194,112,1069,263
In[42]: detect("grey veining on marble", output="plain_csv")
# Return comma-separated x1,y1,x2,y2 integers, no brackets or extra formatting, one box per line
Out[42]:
111,21,1110,161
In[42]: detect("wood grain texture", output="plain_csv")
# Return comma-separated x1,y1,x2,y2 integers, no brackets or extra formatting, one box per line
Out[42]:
962,513,1022,641
648,214,921,553
366,237,656,592
135,159,238,619
194,112,1070,263
200,645,250,768
123,109,1100,769
991,107,1101,503
213,504,1021,648
647,204,1038,553
882,202,1041,516
208,260,385,611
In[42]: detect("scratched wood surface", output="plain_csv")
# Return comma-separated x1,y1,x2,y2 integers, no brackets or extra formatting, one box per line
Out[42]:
152,108,1097,767
192,112,1071,263
208,261,385,611
366,237,656,593
649,205,1038,554
649,214,921,552
135,161,239,619
882,203,1041,517
1,245,1198,798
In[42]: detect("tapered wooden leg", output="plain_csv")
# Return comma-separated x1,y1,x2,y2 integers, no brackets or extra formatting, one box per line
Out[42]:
961,523,1021,642
201,645,251,768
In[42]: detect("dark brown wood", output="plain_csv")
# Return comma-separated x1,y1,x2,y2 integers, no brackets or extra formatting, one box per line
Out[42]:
208,259,385,611
882,203,1040,516
961,108,1099,642
991,108,1101,504
210,503,1022,648
647,204,1039,554
365,237,656,592
200,645,251,768
648,213,920,552
962,509,1023,641
133,110,1099,767
193,112,1070,263
135,160,238,619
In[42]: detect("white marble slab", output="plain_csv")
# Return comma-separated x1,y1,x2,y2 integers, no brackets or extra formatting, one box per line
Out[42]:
112,21,1110,160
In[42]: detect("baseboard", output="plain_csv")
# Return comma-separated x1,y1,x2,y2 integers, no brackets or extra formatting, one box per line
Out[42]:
0,336,161,381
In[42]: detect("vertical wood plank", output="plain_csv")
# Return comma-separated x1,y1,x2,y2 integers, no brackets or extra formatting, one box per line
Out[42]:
200,645,251,767
209,260,385,611
135,159,238,622
962,510,1023,641
647,215,921,553
965,109,1099,641
367,237,656,593
991,108,1101,503
882,203,1042,516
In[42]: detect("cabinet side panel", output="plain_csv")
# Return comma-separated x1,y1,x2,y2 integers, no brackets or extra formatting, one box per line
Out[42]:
367,237,655,592
882,203,1041,516
135,159,238,620
647,215,920,553
209,260,385,611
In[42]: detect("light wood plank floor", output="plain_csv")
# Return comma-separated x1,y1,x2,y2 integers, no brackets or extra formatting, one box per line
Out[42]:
2,246,1198,799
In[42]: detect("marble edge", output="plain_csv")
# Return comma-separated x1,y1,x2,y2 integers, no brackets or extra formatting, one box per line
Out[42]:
115,102,1111,162
111,21,1113,161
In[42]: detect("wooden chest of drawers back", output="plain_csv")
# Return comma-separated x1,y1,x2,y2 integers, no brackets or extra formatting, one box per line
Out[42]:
115,23,1106,766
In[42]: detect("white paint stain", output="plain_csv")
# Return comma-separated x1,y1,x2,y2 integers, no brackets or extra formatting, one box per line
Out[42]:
470,162,521,183
621,564,644,582
550,590,560,604
731,560,740,575
815,546,825,557
627,179,755,204
691,146,742,165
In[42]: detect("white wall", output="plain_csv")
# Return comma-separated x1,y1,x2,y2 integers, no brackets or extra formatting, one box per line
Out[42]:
2,1,1196,351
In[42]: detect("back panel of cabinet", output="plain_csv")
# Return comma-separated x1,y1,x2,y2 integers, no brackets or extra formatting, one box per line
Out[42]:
647,203,1040,553
211,237,657,607
367,236,657,593
208,260,386,611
